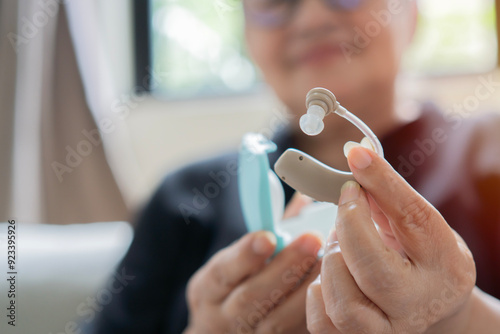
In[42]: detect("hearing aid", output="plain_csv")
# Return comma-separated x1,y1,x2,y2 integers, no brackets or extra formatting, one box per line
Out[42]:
274,87,384,204
238,132,339,253
238,87,383,252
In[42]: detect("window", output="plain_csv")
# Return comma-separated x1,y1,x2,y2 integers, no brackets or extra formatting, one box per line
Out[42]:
148,0,258,99
137,0,499,99
404,0,497,75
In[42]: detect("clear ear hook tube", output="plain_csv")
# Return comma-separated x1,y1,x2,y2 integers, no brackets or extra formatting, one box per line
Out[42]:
300,87,384,165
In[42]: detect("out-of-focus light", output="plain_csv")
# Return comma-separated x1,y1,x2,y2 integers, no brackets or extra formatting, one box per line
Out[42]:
220,54,256,91
155,6,222,61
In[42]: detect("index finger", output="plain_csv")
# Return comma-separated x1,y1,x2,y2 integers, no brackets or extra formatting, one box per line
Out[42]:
346,146,456,261
188,231,276,304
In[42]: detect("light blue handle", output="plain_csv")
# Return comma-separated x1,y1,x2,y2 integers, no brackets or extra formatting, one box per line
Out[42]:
238,133,285,252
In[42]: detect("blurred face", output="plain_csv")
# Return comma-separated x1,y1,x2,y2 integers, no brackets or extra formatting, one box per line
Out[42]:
244,0,416,115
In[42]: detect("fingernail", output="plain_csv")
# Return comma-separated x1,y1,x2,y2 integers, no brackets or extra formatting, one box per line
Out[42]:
348,147,373,169
299,234,322,255
327,240,340,251
339,181,360,205
253,231,276,255
343,141,362,159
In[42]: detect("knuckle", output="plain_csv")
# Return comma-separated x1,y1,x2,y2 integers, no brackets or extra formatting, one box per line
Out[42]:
186,272,202,308
307,280,321,299
354,256,401,293
326,301,369,333
209,251,244,289
449,238,477,287
224,285,257,317
237,285,257,305
463,252,477,287
211,262,231,288
307,283,323,308
400,198,433,230
322,248,344,274
443,258,476,298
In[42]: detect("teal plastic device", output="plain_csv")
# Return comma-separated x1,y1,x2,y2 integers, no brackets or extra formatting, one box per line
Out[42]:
238,132,339,254
238,133,286,252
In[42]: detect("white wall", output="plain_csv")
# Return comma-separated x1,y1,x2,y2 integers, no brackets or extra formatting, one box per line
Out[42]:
122,88,287,206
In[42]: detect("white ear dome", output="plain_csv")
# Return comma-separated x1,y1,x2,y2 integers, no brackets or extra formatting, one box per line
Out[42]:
301,87,384,155
299,105,326,136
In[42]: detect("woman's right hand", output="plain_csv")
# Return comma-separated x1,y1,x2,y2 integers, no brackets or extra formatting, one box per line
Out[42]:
184,229,322,333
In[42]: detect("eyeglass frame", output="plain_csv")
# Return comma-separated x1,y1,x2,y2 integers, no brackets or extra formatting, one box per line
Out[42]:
243,0,365,28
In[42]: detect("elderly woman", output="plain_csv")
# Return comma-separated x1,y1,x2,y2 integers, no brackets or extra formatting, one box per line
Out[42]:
93,0,500,333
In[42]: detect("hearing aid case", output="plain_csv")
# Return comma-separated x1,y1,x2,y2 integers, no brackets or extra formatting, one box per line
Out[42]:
238,133,338,252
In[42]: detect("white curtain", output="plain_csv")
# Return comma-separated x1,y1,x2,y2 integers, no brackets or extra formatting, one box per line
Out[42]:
0,0,137,224
64,0,146,209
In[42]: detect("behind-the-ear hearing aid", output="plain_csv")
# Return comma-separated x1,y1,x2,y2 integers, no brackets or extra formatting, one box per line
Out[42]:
238,87,383,253
274,87,384,204
238,132,338,253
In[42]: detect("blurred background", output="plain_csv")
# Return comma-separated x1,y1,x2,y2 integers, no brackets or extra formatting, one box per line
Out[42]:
134,0,500,212
0,0,499,333
1,0,499,224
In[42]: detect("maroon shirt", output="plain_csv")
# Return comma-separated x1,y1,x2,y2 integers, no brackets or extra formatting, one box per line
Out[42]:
382,103,500,297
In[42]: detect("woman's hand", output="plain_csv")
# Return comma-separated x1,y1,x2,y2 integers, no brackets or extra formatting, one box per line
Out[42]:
185,194,322,334
306,146,476,334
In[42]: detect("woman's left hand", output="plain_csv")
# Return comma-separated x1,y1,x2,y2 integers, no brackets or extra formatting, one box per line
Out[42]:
306,146,476,334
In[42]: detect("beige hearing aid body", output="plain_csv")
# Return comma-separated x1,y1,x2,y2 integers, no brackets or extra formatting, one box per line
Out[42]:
274,88,383,204
275,149,353,204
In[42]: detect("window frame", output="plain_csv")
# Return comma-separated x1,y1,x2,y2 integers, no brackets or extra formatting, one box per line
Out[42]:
133,0,152,93
496,0,500,66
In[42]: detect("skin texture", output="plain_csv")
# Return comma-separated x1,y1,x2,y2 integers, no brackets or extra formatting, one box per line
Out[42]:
306,146,477,333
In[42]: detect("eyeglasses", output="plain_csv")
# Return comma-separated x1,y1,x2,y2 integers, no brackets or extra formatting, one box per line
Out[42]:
243,0,364,28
